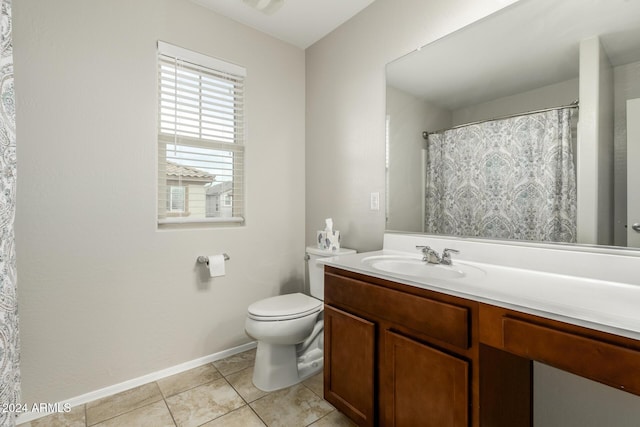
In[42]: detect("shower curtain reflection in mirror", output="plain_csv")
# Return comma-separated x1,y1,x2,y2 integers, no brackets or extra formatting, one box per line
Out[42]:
425,108,577,242
0,0,19,425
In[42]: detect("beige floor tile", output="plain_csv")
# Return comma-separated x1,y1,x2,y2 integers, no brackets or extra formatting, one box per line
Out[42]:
212,349,256,376
92,400,175,427
302,372,324,398
157,364,222,397
86,382,163,426
250,383,333,427
166,378,244,427
308,410,358,426
225,366,269,403
30,405,85,427
200,405,265,427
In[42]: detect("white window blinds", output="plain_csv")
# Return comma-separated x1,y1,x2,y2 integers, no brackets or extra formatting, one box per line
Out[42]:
157,41,246,225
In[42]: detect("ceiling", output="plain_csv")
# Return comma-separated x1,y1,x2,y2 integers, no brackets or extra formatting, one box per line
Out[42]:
190,0,376,49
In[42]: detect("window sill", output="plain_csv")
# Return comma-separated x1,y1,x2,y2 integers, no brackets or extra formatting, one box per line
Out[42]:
157,216,245,228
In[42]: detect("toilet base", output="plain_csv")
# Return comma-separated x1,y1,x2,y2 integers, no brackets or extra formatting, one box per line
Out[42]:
252,343,296,391
252,333,324,392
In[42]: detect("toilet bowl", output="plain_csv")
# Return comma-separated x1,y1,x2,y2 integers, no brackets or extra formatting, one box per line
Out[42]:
245,246,355,392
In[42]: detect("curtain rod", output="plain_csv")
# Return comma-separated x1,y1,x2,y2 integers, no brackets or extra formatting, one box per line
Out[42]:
422,100,579,139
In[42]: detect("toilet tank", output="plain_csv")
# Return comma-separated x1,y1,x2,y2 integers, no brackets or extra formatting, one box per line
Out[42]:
306,246,356,299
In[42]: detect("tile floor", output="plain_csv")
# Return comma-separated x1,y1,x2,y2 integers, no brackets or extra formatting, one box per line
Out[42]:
19,349,356,427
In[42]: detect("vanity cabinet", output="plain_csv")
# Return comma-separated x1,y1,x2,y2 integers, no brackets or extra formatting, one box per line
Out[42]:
383,330,469,427
324,305,375,426
324,265,640,427
479,304,640,396
324,266,482,427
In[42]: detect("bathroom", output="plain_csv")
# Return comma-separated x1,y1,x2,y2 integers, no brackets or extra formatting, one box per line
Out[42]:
2,0,640,426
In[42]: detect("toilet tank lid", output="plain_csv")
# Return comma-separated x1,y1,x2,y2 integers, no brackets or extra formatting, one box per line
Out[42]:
306,246,356,257
248,293,321,318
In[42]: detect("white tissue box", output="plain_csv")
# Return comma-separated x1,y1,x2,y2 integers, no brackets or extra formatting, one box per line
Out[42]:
317,230,340,251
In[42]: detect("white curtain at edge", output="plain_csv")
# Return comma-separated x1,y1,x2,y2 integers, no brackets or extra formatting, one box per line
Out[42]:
425,108,577,243
0,0,20,425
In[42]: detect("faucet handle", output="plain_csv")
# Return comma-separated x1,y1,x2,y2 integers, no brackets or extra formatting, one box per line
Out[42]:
441,248,460,265
415,245,434,255
416,245,441,263
416,245,431,262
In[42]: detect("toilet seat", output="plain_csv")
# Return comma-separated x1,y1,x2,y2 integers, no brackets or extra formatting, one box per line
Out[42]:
247,293,322,321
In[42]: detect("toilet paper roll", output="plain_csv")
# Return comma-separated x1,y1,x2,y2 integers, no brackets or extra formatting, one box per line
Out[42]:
208,254,226,277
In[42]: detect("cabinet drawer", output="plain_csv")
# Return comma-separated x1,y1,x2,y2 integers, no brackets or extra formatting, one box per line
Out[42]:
325,272,469,349
503,317,640,395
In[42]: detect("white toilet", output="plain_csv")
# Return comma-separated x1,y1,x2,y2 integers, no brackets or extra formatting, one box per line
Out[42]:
245,246,355,391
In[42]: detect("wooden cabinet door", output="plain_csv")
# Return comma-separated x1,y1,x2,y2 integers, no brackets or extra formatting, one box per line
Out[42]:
383,330,469,427
324,305,376,427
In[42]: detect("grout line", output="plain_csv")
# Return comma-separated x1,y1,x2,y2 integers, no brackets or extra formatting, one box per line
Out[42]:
247,402,270,427
158,363,223,399
24,349,338,427
16,342,256,425
160,390,179,427
222,373,264,423
85,392,165,427
245,404,268,427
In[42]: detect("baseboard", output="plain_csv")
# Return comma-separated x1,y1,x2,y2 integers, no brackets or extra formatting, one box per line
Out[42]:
16,341,257,425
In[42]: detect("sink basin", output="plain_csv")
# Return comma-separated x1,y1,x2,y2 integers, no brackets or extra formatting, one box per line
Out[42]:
361,255,484,281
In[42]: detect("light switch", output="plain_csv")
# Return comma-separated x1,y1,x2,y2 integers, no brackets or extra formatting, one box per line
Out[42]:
370,192,380,211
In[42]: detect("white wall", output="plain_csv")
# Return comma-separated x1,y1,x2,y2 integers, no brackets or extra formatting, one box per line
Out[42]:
597,42,615,246
14,0,305,404
577,37,614,245
305,0,519,252
386,86,451,232
613,60,640,246
305,0,640,425
535,363,640,427
452,78,578,125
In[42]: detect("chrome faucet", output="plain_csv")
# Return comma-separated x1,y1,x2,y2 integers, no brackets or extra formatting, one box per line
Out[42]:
441,248,460,265
416,246,460,265
416,245,441,264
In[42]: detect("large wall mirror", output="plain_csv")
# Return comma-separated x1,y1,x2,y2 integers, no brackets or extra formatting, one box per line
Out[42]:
386,0,640,250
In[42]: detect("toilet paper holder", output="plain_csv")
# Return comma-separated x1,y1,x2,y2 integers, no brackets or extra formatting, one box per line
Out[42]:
197,254,230,266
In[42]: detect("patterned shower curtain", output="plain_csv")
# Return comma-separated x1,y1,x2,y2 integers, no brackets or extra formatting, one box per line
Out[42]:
425,108,577,243
0,0,20,425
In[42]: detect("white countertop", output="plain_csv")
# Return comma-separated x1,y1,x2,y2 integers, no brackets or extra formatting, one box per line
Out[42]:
322,249,640,341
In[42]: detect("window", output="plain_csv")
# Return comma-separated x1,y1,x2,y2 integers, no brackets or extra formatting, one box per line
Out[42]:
167,186,187,213
157,41,246,225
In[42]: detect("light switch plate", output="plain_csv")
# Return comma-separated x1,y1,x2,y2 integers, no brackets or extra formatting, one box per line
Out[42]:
370,192,380,211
